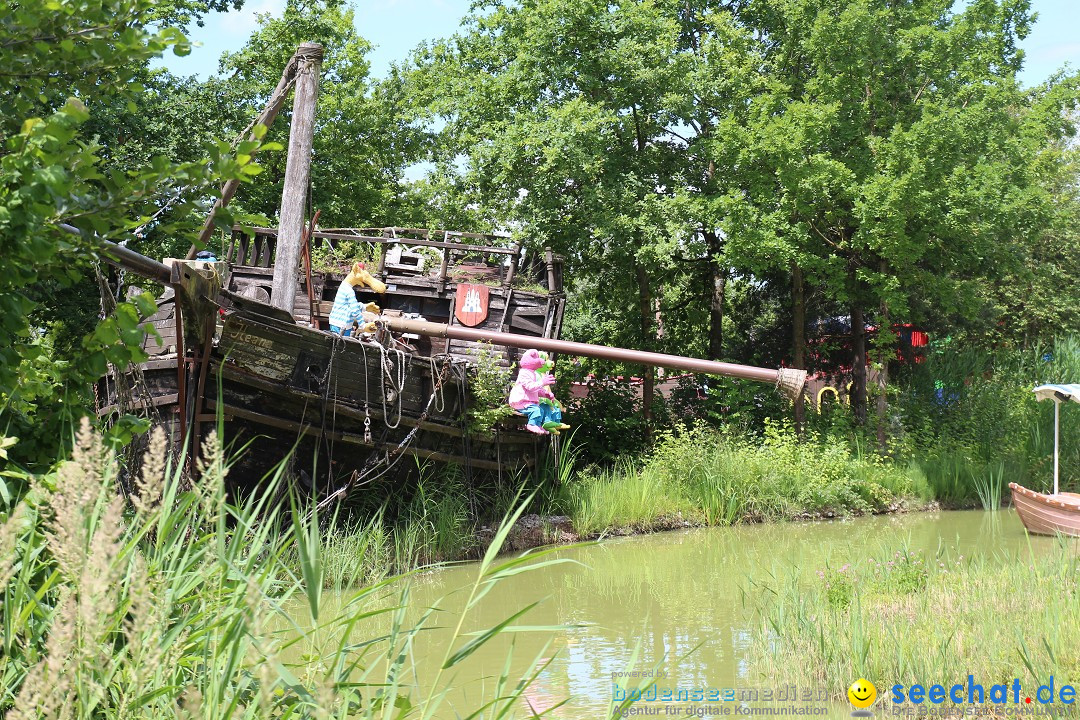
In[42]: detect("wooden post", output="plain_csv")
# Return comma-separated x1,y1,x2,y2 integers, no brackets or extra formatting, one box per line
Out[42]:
792,262,806,436
271,42,323,314
185,51,301,260
503,242,520,288
544,248,556,293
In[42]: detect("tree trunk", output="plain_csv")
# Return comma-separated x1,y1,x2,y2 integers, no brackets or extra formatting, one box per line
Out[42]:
876,329,890,449
792,262,806,437
850,303,867,424
704,229,726,361
876,261,891,450
635,262,654,438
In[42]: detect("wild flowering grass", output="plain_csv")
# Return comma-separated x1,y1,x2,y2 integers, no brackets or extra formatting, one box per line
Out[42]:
0,419,577,719
555,424,932,536
747,543,1080,707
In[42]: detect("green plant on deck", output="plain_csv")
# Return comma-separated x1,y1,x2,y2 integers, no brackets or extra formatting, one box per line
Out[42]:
0,419,584,718
310,236,379,275
465,343,515,434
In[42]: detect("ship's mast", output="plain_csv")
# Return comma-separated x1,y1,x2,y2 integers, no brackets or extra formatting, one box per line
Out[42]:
271,42,324,314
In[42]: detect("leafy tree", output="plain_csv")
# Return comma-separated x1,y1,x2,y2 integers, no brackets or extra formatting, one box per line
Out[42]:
215,0,425,228
711,0,1078,430
0,0,259,468
151,0,245,30
409,0,722,429
411,0,1079,446
971,81,1080,346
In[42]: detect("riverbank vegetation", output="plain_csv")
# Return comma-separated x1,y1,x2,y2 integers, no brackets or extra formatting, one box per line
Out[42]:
563,334,1080,517
746,541,1080,706
0,421,568,718
304,331,1080,568
552,424,930,536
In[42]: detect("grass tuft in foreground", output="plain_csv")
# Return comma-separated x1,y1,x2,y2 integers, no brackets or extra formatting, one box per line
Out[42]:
0,419,576,719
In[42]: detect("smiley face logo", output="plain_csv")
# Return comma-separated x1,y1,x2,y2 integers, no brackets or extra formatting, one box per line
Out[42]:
847,678,877,711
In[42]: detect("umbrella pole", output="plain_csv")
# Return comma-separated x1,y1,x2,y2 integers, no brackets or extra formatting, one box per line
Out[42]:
1054,399,1061,496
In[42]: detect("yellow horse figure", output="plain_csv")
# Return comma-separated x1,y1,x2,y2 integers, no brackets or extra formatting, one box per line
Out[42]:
329,262,386,336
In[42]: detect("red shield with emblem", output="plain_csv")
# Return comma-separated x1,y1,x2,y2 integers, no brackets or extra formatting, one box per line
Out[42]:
455,283,490,327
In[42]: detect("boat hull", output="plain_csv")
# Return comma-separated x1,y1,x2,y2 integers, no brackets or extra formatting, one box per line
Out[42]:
1008,482,1080,537
98,293,540,493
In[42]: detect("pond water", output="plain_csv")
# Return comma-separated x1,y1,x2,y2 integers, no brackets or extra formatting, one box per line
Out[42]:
291,510,1069,717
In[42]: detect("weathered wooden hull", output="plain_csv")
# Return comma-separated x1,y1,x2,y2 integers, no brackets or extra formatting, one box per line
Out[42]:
98,225,568,498
1009,482,1080,537
98,293,540,492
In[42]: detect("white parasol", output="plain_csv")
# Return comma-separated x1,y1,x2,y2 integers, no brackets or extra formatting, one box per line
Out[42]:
1032,384,1080,495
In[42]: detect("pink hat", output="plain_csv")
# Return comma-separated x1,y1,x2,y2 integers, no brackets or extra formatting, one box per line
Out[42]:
520,349,544,370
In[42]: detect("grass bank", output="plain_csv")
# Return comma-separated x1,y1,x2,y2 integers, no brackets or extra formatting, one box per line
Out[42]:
550,423,933,537
745,541,1080,709
307,423,936,584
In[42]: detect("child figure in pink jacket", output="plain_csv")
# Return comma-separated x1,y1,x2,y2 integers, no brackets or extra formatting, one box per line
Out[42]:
508,349,571,435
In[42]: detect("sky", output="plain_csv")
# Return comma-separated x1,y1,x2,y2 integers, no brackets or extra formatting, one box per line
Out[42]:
160,0,1080,87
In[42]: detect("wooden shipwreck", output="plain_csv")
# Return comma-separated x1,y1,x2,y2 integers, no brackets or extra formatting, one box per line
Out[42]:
91,42,805,499
96,225,566,488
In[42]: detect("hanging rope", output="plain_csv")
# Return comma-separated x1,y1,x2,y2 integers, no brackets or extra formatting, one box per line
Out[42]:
376,342,406,429
427,356,446,414
454,361,476,513
318,333,345,491
316,357,455,511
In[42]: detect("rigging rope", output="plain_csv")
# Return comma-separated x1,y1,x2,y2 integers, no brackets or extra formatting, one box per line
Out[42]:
376,342,406,429
316,357,456,511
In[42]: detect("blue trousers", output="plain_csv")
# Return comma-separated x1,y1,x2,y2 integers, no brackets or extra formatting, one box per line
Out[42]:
521,403,562,428
329,324,353,337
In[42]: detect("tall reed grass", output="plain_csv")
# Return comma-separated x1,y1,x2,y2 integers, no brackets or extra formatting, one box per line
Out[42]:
554,424,931,536
0,419,577,719
897,336,1080,504
746,541,1080,706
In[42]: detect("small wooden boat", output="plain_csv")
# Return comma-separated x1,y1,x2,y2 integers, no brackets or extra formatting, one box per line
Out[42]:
1008,483,1080,537
1009,383,1080,537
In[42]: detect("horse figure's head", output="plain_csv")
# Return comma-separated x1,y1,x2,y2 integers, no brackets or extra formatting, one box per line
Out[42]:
346,262,387,294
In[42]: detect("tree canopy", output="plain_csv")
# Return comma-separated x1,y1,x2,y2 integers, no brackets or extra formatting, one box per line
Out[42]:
1,0,1078,467
405,0,1080,423
0,0,261,466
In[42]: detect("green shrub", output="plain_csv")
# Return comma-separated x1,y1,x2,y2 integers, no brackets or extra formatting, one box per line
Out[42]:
465,343,515,434
553,423,932,535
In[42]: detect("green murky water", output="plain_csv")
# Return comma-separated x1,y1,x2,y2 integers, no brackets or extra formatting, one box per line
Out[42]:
290,510,1069,717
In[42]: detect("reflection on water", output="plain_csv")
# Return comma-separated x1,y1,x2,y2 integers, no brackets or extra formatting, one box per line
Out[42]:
288,510,1067,717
